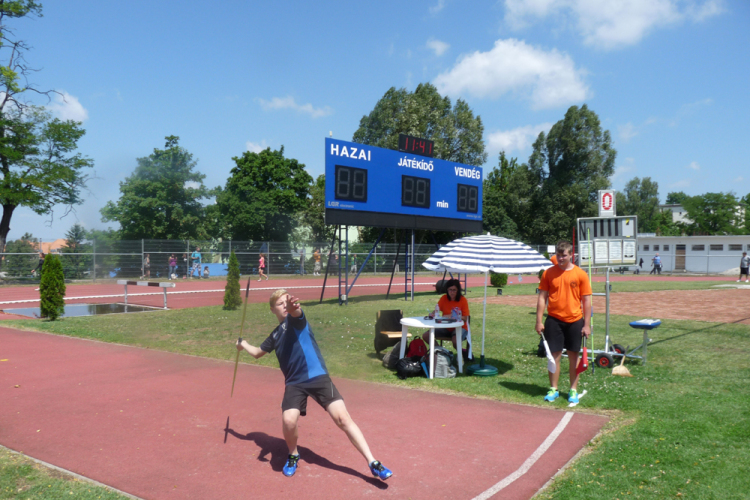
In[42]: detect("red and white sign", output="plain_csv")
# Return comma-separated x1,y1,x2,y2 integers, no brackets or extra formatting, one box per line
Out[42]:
598,190,615,217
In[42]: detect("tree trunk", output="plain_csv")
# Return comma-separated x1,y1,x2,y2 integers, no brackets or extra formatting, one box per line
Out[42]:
0,204,17,271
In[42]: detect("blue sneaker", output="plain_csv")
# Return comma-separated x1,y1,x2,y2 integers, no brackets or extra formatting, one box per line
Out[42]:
544,388,559,402
568,389,579,404
369,461,393,480
283,454,299,477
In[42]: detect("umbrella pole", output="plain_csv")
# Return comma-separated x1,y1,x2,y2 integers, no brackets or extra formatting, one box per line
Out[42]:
467,270,499,376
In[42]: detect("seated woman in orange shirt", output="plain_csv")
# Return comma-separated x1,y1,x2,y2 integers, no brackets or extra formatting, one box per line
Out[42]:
423,279,470,353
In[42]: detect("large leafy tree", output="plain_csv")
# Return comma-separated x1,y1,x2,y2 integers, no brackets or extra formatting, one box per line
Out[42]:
353,83,487,242
682,192,742,235
665,191,689,205
0,2,93,268
527,104,616,244
3,230,36,275
483,152,535,240
616,177,660,232
100,136,211,240
215,146,312,241
300,174,336,242
60,222,91,278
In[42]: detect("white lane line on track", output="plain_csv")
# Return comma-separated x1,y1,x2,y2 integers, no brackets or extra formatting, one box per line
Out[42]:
0,282,439,305
471,412,574,500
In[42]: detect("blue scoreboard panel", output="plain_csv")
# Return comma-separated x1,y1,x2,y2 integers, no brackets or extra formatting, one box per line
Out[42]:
325,138,483,232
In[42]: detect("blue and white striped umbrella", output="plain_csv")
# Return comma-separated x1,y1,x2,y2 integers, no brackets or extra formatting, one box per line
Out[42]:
422,233,553,374
422,234,552,274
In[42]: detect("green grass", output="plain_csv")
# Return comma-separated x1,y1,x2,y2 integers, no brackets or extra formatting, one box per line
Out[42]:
0,447,127,499
3,283,750,499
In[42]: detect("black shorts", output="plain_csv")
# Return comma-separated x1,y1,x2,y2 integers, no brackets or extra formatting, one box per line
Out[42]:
741,267,748,275
544,316,584,353
434,327,468,341
281,375,342,416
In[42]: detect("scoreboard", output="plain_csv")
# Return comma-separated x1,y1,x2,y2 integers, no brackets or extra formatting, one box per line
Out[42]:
324,138,483,232
577,216,638,266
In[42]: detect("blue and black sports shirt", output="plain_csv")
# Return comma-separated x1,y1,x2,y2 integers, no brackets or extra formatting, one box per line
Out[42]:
260,311,329,386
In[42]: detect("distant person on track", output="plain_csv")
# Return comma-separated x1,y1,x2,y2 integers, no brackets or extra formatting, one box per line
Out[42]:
142,253,151,279
258,253,268,281
299,247,306,275
235,290,393,481
313,248,321,276
650,253,661,275
182,253,188,279
535,241,592,404
168,254,177,280
738,252,750,282
350,254,357,274
32,253,45,277
191,248,202,278
203,266,210,279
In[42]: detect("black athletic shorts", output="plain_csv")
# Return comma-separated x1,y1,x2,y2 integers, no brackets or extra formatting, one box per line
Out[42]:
544,316,584,353
281,374,342,416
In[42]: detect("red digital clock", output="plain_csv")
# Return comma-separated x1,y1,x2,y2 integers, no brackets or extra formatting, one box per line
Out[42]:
398,133,434,158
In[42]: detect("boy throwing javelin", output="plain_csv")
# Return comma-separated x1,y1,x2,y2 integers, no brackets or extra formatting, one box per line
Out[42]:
535,241,592,404
235,289,393,480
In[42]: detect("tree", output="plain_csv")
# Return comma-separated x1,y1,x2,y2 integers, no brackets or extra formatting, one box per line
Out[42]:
39,253,65,320
616,177,660,232
223,250,241,310
353,84,488,167
3,231,36,276
483,152,535,240
665,191,689,205
215,146,312,241
300,174,336,243
60,223,91,278
100,136,211,240
682,192,742,235
526,104,616,244
1,3,93,269
353,83,488,242
652,210,682,236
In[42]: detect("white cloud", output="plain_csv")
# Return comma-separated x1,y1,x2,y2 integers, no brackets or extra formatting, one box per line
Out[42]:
487,122,554,153
426,38,450,56
246,140,269,153
687,161,700,170
258,96,332,118
48,91,89,122
618,122,638,142
430,0,446,14
503,0,725,50
612,157,636,182
733,176,744,183
669,179,691,189
433,39,589,109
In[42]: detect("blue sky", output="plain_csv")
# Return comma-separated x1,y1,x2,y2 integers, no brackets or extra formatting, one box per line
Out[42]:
8,0,749,241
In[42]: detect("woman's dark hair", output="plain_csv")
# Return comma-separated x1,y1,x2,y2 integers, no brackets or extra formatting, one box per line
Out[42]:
444,279,463,302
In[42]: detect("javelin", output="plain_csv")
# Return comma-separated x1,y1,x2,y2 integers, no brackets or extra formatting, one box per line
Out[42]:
231,276,253,398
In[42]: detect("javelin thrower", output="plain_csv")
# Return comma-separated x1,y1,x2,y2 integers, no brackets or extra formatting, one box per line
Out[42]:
235,289,393,480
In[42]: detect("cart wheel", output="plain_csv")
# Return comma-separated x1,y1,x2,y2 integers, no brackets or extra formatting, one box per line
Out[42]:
610,344,626,355
595,353,614,368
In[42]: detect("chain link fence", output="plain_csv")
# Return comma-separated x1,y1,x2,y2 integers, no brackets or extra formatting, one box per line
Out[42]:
1,239,455,281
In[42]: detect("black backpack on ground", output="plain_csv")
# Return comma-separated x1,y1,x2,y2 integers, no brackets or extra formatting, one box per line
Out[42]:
396,356,423,379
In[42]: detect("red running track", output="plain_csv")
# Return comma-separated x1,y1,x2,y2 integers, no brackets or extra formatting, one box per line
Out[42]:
0,327,608,500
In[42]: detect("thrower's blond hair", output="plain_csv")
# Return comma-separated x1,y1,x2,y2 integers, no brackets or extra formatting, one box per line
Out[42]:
269,289,288,308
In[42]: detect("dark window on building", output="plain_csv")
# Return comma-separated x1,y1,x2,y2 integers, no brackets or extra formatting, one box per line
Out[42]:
643,245,649,251
729,244,743,251
692,245,705,251
663,245,670,251
710,244,723,251
654,245,660,251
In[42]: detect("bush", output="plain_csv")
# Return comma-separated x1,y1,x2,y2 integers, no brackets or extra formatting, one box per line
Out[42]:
539,251,550,281
223,250,242,310
39,254,66,320
490,272,508,288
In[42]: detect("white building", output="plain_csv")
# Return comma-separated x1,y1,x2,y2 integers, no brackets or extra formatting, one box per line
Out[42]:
659,204,691,224
637,235,750,274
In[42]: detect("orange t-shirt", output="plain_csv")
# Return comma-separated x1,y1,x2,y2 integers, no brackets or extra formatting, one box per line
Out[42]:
437,295,470,330
539,265,592,323
550,254,558,265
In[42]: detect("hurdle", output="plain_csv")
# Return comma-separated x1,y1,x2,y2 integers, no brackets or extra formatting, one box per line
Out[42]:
116,280,176,309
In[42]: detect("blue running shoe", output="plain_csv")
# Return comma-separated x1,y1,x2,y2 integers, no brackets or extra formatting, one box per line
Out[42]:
369,461,393,480
568,389,579,404
283,454,299,477
544,388,559,402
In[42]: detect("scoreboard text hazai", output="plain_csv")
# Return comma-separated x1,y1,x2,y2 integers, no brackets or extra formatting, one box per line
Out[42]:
324,138,483,232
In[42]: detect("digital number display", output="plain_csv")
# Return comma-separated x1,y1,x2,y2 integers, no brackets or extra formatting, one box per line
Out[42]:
401,175,430,209
335,165,367,202
456,184,478,214
398,133,434,158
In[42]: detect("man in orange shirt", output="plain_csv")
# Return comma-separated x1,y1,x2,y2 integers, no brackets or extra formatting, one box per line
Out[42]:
535,241,592,404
